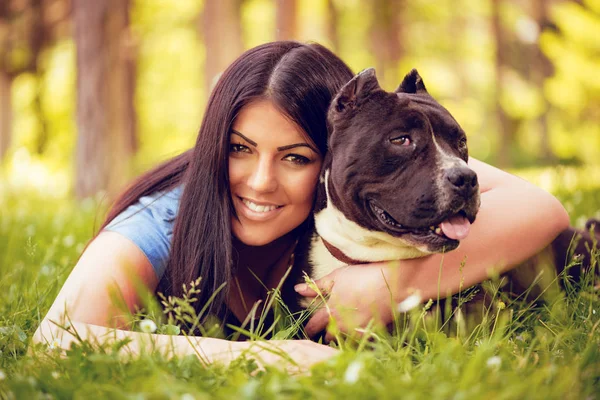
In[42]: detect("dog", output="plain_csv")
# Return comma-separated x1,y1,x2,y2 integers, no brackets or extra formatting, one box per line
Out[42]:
283,68,481,310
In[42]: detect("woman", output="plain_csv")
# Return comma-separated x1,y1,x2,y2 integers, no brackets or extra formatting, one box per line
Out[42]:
33,41,570,371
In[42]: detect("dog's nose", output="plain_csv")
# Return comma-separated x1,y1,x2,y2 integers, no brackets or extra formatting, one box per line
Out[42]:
446,166,478,193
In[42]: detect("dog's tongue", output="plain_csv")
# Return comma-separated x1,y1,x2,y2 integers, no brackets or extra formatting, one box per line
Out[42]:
440,215,471,240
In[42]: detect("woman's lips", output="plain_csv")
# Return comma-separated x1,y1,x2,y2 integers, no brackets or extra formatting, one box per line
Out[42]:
236,196,284,221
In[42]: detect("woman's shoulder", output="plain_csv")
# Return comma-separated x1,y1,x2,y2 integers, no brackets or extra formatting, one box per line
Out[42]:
103,184,184,280
137,185,183,221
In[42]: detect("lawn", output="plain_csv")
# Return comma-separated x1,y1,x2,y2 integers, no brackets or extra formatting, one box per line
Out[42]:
1,166,599,400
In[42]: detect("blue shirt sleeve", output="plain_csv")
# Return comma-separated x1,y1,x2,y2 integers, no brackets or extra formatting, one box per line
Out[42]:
103,185,183,280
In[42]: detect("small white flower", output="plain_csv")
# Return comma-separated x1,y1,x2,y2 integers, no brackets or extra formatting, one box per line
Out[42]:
486,356,502,369
51,371,60,379
48,337,61,350
180,394,195,400
0,370,6,380
139,319,157,333
62,235,75,248
397,292,422,313
343,360,363,384
26,224,36,236
593,309,596,315
39,264,53,276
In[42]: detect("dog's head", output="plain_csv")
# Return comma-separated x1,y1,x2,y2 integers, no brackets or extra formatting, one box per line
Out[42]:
324,68,480,254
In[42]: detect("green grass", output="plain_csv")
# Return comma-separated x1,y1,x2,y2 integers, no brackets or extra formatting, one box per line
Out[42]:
1,168,599,400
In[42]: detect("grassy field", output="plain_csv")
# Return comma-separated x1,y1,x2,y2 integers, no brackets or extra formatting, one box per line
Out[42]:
1,166,599,400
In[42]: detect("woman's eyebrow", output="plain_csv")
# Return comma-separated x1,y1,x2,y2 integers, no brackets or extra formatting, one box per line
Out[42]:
231,129,318,153
231,130,257,146
277,143,318,153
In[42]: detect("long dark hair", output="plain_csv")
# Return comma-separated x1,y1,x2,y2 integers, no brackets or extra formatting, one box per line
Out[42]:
98,41,354,320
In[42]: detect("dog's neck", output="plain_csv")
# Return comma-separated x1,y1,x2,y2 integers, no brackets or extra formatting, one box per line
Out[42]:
320,238,365,265
308,168,430,280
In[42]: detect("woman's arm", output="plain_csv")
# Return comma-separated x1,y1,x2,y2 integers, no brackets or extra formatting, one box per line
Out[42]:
33,231,336,370
33,319,336,371
300,157,570,337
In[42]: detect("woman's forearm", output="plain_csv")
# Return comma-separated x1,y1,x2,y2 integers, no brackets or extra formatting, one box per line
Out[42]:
33,318,339,372
32,318,242,364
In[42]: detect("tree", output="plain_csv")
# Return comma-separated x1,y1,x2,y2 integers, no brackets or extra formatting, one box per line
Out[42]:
201,0,244,97
491,0,517,167
326,0,340,52
369,0,404,87
275,0,297,41
0,0,63,161
0,68,10,162
530,0,555,163
73,0,137,199
0,1,14,161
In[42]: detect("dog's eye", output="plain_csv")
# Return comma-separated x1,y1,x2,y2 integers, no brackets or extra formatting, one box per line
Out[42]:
390,136,412,146
458,138,467,150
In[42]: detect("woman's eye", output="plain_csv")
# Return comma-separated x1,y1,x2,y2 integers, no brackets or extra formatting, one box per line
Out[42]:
230,143,250,153
284,154,311,165
390,135,412,146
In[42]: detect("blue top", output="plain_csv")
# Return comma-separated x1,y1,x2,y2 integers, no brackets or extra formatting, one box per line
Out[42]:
103,185,183,280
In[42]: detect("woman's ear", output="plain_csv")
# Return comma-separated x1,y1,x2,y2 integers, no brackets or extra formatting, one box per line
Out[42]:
331,68,381,113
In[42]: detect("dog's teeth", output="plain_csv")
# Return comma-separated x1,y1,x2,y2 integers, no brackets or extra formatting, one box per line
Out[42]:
430,226,435,231
435,227,442,235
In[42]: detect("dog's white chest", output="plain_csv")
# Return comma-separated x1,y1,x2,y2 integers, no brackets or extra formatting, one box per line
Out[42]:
307,204,429,281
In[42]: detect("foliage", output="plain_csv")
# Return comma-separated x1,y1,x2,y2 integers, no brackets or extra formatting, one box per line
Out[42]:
1,169,599,399
1,0,600,196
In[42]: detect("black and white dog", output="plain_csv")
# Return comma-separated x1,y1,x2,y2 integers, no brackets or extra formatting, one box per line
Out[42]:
281,68,598,326
286,68,481,309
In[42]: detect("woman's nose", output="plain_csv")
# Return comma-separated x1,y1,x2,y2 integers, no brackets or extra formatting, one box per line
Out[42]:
248,157,278,193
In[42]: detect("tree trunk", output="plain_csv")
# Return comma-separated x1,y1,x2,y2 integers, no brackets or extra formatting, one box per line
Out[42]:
202,0,243,96
123,9,138,154
73,0,136,199
491,0,512,167
532,0,555,163
0,69,11,161
275,0,297,41
326,0,339,52
0,1,16,162
369,0,404,87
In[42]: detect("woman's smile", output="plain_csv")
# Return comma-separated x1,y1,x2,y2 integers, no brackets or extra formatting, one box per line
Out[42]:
236,196,284,221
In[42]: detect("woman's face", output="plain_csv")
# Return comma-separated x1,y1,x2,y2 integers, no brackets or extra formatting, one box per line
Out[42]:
229,99,323,246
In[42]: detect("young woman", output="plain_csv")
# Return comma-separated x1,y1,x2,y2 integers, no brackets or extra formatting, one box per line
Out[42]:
33,41,570,371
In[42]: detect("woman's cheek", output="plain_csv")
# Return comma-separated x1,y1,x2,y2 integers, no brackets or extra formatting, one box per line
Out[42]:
293,164,322,203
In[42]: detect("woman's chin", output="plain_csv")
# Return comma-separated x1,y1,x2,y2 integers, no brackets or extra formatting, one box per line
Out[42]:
231,222,278,247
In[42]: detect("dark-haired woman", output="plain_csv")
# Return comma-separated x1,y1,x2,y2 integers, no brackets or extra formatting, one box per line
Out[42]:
33,41,569,371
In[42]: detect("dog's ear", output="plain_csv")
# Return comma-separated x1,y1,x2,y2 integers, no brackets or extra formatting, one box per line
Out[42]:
332,68,381,113
395,69,428,94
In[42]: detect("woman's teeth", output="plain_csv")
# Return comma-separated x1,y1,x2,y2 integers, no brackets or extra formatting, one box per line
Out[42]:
242,198,280,213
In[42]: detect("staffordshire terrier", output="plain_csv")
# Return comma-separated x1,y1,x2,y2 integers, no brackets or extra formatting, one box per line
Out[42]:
286,68,481,309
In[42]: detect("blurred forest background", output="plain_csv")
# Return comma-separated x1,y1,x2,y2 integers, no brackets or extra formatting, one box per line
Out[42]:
0,0,599,200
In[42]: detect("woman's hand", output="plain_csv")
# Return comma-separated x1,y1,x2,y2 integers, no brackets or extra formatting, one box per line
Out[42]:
233,339,339,374
295,263,399,341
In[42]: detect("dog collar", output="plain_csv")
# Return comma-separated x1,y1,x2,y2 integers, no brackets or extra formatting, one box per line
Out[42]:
321,238,367,265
